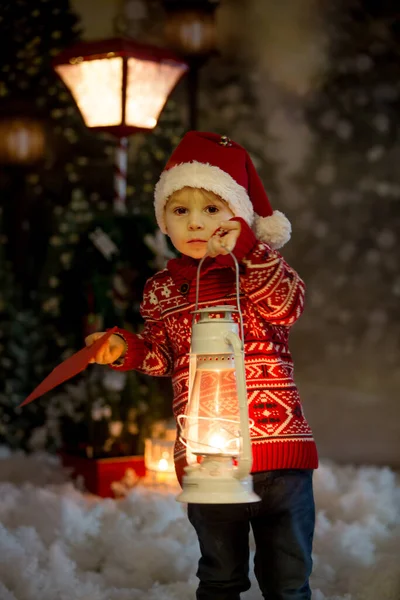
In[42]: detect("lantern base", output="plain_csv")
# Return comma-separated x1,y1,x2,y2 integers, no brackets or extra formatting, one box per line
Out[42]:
176,459,261,504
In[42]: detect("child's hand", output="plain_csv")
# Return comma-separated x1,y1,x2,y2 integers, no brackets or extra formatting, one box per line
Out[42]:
207,220,241,257
85,332,126,364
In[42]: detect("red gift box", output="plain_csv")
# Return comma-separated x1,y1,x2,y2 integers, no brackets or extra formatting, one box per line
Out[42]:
60,452,146,498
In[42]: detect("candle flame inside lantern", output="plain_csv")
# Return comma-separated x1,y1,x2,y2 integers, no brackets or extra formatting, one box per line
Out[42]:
158,456,170,471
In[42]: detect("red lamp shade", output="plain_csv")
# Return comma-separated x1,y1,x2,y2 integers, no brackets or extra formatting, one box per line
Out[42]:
53,38,188,138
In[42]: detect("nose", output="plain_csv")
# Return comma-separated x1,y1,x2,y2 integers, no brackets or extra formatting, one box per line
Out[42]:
188,212,204,230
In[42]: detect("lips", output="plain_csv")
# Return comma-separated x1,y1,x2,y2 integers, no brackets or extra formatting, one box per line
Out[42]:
187,239,207,243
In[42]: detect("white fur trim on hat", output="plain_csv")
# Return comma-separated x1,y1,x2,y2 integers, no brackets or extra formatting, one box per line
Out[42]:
154,161,254,233
253,210,292,249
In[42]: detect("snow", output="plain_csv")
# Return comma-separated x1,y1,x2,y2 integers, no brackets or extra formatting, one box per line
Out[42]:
0,449,399,600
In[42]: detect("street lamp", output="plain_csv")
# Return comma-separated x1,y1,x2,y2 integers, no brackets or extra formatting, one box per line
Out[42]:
53,37,188,214
164,2,218,57
176,254,260,504
0,102,47,292
162,1,220,130
0,116,46,165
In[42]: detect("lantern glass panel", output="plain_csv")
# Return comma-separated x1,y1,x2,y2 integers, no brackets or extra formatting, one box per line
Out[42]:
145,438,175,474
184,356,241,456
55,57,123,127
125,58,186,128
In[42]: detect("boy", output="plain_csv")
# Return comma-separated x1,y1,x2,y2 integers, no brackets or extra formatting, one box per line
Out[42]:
86,131,318,599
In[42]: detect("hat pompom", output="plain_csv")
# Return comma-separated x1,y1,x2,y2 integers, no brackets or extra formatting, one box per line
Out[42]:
253,210,291,249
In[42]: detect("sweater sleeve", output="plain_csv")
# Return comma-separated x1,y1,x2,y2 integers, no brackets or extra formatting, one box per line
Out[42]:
110,276,173,376
232,218,305,327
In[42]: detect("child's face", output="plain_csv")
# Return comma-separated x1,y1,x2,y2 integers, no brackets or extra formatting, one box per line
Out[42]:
164,187,234,259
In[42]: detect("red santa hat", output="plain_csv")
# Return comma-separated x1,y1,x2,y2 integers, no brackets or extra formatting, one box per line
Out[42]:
154,131,291,249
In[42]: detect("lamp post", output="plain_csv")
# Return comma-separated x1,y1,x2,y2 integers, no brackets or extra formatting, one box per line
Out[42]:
0,104,47,293
52,38,188,214
176,254,260,504
162,0,220,130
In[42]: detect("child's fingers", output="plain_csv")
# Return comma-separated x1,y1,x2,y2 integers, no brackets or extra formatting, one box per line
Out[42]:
110,347,123,362
89,341,111,364
219,229,240,253
208,219,241,256
99,343,124,364
210,221,241,255
218,220,241,231
86,334,124,365
85,332,104,347
207,236,221,257
101,343,115,364
208,236,230,257
217,237,232,254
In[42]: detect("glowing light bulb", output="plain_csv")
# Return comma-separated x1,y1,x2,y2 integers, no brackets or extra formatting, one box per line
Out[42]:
158,457,169,471
208,432,227,452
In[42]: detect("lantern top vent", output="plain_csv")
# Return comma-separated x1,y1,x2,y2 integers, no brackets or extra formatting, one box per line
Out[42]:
193,305,238,320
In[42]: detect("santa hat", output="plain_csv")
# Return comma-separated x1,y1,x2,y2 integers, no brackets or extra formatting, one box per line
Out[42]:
154,131,291,249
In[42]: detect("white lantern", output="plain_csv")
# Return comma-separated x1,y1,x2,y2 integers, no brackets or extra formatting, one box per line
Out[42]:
145,438,176,483
144,420,176,484
176,254,260,504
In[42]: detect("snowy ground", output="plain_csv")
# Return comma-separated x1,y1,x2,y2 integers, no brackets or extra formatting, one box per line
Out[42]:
0,449,399,600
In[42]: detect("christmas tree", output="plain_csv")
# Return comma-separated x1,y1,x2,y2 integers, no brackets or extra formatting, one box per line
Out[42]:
0,0,183,453
0,0,82,450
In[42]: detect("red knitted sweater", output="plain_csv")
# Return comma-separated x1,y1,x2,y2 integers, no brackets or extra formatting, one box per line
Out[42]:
111,218,318,483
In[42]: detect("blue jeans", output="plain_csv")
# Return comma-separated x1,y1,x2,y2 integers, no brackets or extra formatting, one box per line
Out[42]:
187,469,315,600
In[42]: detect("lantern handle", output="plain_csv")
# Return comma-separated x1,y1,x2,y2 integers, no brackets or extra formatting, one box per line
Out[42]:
194,252,245,343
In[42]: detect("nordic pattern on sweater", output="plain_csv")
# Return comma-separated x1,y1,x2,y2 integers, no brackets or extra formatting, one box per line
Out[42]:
111,219,318,481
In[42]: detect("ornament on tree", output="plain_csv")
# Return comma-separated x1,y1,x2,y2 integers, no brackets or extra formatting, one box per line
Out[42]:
144,229,176,270
89,227,119,260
